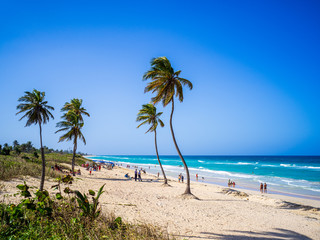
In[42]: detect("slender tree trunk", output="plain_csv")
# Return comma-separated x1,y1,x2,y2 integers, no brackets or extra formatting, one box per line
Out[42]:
169,98,191,194
154,129,168,184
39,122,45,191
72,137,77,176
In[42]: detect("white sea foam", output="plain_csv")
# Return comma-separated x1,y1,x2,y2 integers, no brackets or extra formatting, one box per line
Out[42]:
301,166,320,170
280,164,291,167
261,164,277,167
198,160,205,163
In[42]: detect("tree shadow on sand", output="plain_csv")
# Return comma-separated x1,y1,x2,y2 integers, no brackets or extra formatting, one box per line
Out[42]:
175,228,312,240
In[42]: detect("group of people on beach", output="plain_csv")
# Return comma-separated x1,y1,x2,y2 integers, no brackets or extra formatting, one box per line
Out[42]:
228,179,236,187
52,164,81,175
134,168,143,181
178,173,184,182
260,183,267,193
81,163,102,175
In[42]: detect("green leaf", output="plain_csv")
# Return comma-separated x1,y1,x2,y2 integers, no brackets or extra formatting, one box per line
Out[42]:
56,193,63,200
88,190,95,196
16,184,26,191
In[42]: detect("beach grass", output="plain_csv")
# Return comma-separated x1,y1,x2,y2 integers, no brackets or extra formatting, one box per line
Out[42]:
0,153,87,181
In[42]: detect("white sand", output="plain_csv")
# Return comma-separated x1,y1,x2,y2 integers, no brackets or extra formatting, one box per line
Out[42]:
1,165,320,239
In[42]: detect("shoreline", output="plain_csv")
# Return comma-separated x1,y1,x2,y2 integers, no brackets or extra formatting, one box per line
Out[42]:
115,163,320,209
85,155,320,203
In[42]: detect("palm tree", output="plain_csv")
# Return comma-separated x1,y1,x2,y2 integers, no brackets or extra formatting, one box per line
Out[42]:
136,103,168,184
16,89,54,191
143,57,193,195
56,99,89,175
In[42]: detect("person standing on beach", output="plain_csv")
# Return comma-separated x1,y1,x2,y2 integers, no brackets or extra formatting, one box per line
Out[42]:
157,172,160,178
135,169,138,181
181,175,184,183
260,183,263,193
138,170,142,181
196,173,198,181
178,174,181,182
264,183,267,193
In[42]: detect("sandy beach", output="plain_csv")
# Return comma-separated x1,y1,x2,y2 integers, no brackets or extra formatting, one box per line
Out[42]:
1,165,319,239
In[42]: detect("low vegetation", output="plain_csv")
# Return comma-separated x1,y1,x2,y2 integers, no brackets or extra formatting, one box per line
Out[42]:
0,153,87,181
0,180,171,239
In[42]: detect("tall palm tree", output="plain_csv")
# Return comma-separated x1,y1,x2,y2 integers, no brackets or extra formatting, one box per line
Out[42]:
143,57,193,195
136,103,168,184
56,111,86,176
61,98,90,122
57,99,89,175
16,89,54,191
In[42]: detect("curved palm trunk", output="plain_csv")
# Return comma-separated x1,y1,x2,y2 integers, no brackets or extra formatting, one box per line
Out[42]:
72,137,77,176
154,129,168,184
39,122,45,191
169,98,191,194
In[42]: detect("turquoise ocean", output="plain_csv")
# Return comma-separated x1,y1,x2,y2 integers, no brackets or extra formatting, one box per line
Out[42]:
86,155,320,200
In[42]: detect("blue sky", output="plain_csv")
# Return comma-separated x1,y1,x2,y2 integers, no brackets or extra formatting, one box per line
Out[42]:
0,1,319,155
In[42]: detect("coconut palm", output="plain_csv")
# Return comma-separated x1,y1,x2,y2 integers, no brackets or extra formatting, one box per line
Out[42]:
61,98,90,122
143,57,193,195
137,103,168,184
58,98,89,175
56,111,86,176
16,89,54,191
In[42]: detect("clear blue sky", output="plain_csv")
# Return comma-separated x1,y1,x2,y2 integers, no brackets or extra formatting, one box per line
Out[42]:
0,1,319,155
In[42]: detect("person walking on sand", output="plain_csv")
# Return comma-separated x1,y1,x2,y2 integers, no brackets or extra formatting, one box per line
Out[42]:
196,173,198,181
260,183,263,193
89,166,92,175
264,183,267,193
134,169,138,181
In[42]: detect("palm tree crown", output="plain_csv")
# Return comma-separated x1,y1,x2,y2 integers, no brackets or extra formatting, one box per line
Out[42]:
56,111,86,144
61,98,90,122
143,57,193,106
16,89,54,126
136,103,164,133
